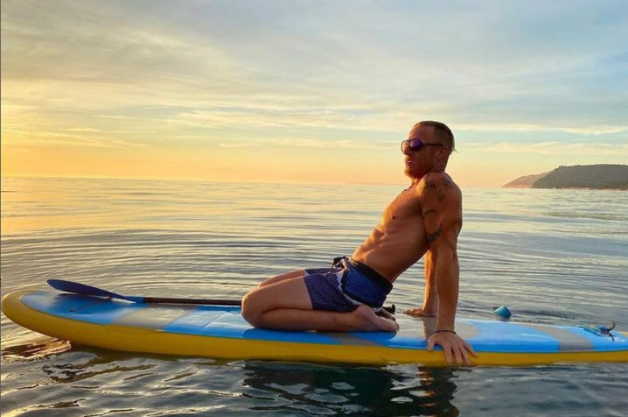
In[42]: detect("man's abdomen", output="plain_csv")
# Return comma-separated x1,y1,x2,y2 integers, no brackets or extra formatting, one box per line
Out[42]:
351,225,428,282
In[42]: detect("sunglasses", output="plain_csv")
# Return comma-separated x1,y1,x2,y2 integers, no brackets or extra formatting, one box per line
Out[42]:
400,139,444,153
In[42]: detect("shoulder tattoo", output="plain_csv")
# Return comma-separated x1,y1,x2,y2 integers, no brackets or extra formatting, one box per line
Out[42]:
425,176,454,202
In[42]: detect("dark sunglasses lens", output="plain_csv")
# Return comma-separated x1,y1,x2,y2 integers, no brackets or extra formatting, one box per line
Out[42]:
402,139,422,152
411,139,423,150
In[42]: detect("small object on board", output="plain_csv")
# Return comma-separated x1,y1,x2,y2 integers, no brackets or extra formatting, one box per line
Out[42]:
493,305,512,319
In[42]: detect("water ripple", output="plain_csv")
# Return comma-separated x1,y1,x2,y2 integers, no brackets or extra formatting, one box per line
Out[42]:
2,177,628,416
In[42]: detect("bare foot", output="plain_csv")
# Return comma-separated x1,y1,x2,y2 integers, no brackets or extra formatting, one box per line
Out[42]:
377,308,397,321
350,305,399,332
404,307,436,317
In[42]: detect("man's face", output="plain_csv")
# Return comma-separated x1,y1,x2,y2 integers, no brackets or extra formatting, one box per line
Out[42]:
403,124,438,179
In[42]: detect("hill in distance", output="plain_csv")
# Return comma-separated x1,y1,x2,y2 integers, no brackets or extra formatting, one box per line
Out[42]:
504,164,628,190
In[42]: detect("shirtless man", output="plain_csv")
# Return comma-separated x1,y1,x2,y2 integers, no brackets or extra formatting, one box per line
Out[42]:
242,121,477,365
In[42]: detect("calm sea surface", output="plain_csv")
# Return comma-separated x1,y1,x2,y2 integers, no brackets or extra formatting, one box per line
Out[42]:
2,176,627,417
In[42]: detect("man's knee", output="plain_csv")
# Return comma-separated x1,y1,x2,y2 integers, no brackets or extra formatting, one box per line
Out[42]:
241,275,312,328
241,290,263,327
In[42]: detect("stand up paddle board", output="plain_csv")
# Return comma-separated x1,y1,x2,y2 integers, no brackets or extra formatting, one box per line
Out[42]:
2,289,627,366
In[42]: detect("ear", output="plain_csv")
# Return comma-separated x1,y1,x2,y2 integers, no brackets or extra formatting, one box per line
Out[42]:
437,146,450,159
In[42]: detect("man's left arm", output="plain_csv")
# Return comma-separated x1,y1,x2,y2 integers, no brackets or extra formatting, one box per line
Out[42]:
421,174,477,366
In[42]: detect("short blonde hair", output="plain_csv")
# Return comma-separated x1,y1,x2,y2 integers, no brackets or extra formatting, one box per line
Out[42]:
416,121,455,155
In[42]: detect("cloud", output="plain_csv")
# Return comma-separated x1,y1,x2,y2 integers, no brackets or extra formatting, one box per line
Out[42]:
1,125,149,149
2,0,627,179
220,137,389,150
96,114,137,120
3,0,626,128
165,107,370,131
458,123,628,136
561,126,628,136
0,101,36,115
68,127,101,133
464,141,628,156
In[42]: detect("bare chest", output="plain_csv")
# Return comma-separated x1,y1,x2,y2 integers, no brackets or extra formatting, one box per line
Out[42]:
382,189,422,223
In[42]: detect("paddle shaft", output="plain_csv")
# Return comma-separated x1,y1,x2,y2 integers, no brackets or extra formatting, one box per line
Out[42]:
142,297,396,314
142,297,241,306
112,296,395,313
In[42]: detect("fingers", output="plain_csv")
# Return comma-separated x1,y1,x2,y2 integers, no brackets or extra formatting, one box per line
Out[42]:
465,340,478,357
453,346,463,366
452,340,475,366
461,346,471,366
427,336,435,351
446,344,467,366
444,345,453,366
428,334,476,366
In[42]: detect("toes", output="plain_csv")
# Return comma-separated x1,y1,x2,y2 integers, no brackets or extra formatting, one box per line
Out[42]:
352,305,398,332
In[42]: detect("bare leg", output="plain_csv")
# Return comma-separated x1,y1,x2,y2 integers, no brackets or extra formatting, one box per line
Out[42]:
257,269,306,288
257,305,398,332
241,275,398,332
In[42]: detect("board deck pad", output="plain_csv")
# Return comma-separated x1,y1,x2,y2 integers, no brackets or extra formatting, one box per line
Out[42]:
3,290,627,366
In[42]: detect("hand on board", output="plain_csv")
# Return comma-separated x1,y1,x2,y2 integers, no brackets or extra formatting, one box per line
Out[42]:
427,331,477,366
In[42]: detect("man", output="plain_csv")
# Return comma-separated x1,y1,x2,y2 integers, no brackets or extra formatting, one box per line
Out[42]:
242,121,476,365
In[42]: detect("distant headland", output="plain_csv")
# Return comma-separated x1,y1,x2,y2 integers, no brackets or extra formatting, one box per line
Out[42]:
503,164,628,190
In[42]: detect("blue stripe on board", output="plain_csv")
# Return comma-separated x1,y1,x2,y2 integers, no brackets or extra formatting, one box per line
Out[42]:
22,291,132,325
565,326,628,352
162,306,236,333
164,306,342,344
348,332,424,349
214,312,342,344
352,320,563,353
464,321,560,353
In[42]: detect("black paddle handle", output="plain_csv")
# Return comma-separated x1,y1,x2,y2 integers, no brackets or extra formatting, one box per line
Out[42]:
142,297,396,314
143,297,241,306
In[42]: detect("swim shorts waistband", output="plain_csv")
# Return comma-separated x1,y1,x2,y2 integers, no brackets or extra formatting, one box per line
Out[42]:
347,258,393,293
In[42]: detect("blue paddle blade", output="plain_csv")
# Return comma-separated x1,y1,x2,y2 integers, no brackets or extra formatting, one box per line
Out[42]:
47,279,144,303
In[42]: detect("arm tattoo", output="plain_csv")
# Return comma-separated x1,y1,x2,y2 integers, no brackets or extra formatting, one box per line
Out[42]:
427,224,443,244
426,177,454,202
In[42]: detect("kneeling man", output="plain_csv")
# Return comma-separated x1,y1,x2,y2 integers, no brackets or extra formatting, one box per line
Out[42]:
242,121,476,365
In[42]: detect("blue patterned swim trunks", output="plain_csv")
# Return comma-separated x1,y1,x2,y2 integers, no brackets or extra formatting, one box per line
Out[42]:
304,257,393,313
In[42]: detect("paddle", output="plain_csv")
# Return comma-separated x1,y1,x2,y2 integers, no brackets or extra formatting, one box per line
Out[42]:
47,279,241,306
46,279,396,313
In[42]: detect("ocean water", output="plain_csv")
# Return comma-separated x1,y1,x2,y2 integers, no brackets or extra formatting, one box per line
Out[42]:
1,176,627,417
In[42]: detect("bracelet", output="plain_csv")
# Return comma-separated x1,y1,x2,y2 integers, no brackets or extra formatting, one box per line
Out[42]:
435,329,457,335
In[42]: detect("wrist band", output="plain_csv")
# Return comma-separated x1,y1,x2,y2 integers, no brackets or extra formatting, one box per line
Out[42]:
435,329,457,335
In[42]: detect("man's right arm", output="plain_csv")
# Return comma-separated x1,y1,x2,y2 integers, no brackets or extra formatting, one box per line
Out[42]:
419,173,476,366
422,250,438,315
421,250,439,315
405,250,438,317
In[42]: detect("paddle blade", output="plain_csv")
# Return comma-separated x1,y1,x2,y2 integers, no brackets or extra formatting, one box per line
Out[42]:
47,279,135,301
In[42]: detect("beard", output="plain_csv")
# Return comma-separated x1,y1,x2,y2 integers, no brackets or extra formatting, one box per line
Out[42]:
404,163,422,179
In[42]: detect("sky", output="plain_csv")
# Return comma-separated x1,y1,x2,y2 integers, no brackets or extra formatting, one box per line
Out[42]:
1,0,627,187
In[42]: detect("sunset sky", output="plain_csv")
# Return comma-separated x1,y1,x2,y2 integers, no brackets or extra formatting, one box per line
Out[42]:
2,0,627,187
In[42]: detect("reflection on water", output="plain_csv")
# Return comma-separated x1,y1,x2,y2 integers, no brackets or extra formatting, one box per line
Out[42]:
4,342,626,417
2,176,628,416
2,342,461,417
242,361,460,416
1,338,72,362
